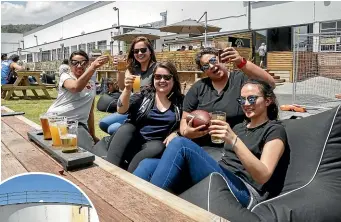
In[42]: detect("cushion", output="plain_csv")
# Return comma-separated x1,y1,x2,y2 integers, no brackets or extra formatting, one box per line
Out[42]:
181,104,341,222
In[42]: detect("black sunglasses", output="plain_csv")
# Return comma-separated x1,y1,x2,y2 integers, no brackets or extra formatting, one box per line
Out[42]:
133,48,148,54
236,95,263,105
70,60,88,67
154,74,173,81
201,57,218,72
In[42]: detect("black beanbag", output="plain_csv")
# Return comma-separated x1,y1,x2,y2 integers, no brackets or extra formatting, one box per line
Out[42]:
181,104,341,222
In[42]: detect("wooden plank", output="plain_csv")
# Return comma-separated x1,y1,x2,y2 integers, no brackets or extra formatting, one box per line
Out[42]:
27,131,95,170
1,143,28,180
1,121,131,222
1,85,48,90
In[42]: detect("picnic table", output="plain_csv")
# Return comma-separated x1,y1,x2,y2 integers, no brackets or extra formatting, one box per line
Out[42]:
1,106,228,222
1,71,54,100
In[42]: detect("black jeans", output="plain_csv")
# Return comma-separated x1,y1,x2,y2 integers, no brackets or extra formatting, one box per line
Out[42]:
106,123,166,172
78,122,95,152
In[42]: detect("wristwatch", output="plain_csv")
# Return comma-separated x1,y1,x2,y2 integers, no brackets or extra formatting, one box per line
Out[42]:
237,57,247,69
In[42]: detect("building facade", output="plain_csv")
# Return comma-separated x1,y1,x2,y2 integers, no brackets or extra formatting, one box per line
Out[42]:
3,1,340,62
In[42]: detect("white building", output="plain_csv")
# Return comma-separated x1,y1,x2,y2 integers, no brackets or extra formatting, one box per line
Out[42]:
3,1,341,61
1,33,24,55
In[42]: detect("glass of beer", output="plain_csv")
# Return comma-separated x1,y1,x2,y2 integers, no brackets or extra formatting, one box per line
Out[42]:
133,75,141,93
215,41,232,63
59,120,78,153
210,111,227,144
40,112,57,140
48,116,67,147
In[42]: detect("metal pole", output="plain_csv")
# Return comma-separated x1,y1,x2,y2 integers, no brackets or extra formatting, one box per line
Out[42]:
204,12,207,47
117,9,120,53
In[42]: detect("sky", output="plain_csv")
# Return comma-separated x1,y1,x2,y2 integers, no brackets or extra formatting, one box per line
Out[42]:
0,174,90,205
1,1,95,25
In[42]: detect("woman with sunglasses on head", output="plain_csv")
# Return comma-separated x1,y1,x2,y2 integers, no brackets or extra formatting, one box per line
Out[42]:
99,36,157,135
106,62,183,172
134,79,289,210
47,50,109,150
179,47,276,160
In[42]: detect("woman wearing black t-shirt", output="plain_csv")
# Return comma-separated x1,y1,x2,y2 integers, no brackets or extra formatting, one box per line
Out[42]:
181,47,275,160
106,62,183,172
133,79,288,209
99,36,157,135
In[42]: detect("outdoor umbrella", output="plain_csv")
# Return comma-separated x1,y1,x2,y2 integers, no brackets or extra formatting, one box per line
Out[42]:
159,18,221,46
112,30,160,42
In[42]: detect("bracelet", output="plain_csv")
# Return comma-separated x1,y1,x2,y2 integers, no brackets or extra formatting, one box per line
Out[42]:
232,136,238,150
175,131,181,137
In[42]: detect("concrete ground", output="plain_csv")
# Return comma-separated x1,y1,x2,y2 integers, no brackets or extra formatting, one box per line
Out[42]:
274,82,341,119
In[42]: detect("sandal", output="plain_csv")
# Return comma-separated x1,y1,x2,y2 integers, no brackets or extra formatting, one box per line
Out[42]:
280,104,307,113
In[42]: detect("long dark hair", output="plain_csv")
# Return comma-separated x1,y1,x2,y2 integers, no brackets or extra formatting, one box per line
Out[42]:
243,79,279,120
127,36,157,73
145,62,183,106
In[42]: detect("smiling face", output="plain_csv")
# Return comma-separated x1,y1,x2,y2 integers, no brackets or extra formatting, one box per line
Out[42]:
200,54,227,81
133,41,151,64
70,55,89,77
240,83,271,119
153,67,174,96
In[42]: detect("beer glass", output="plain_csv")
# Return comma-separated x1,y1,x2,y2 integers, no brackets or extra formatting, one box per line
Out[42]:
40,112,57,140
59,120,78,153
215,41,232,63
48,116,67,147
133,75,141,93
210,111,226,144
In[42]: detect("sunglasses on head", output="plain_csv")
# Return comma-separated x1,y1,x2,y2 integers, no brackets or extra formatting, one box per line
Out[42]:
201,57,218,72
154,74,173,81
133,48,148,54
236,95,263,105
70,60,88,67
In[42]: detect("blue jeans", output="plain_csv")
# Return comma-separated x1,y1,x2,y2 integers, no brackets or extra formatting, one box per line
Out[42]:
133,137,251,207
99,112,128,135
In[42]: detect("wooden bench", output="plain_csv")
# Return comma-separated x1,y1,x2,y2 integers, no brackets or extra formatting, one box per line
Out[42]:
1,71,53,100
1,106,228,222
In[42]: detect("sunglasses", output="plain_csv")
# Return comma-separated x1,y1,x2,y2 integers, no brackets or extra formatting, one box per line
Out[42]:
154,74,173,81
236,95,263,106
201,57,218,72
133,48,148,54
70,60,88,67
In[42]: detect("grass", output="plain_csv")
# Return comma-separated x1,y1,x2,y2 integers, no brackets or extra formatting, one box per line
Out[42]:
1,89,110,139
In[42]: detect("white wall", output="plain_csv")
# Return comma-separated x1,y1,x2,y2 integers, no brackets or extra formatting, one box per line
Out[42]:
251,1,341,30
23,1,249,49
0,202,98,222
315,1,341,23
251,1,315,30
1,33,24,53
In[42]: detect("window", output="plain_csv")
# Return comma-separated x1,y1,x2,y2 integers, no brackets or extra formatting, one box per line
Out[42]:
320,20,341,52
64,47,70,59
71,45,77,53
42,50,51,61
57,48,63,60
87,42,96,53
78,44,86,51
52,49,57,60
27,54,33,62
97,40,107,51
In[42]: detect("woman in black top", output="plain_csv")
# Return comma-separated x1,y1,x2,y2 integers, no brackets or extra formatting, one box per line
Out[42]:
133,79,288,209
99,36,157,135
106,62,183,172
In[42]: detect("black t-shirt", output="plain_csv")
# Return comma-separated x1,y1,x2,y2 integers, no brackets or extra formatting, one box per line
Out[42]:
183,71,248,147
219,120,289,196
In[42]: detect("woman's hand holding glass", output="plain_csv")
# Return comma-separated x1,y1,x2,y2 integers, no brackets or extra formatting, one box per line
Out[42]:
124,74,136,91
208,120,237,145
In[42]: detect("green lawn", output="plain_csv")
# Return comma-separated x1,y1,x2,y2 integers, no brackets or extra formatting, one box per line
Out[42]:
1,89,110,139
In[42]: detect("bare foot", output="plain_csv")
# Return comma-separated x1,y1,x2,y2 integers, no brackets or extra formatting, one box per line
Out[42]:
336,94,341,99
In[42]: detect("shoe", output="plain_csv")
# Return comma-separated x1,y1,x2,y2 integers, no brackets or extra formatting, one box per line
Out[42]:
280,104,307,113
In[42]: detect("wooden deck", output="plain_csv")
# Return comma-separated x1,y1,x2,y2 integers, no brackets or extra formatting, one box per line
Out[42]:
1,106,228,222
